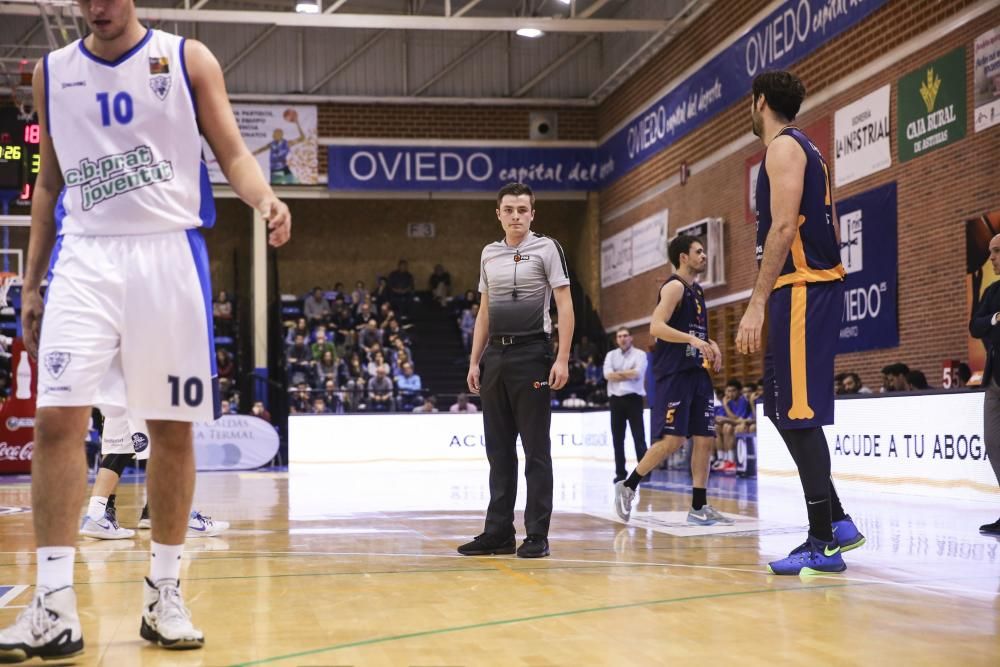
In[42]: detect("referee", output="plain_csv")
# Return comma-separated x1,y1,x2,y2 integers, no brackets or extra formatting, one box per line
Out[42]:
603,327,648,483
459,182,574,559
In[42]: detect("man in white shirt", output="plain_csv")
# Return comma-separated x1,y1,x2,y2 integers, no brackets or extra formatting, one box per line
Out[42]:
603,327,648,483
449,393,479,413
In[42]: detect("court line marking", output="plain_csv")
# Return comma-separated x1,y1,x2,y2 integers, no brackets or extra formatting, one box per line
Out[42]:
226,580,892,667
0,585,26,608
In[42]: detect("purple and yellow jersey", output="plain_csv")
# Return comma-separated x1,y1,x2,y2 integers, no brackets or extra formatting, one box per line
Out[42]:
755,127,845,289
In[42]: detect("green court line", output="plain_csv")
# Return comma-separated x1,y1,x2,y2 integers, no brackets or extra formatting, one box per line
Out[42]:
231,581,862,667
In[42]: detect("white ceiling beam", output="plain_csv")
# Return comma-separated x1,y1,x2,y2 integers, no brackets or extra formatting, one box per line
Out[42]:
513,34,597,97
222,24,279,75
0,3,668,32
324,0,351,13
453,0,483,18
579,0,614,19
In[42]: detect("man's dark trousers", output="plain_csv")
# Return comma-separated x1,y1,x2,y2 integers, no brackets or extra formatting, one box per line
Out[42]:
479,339,553,538
609,394,647,481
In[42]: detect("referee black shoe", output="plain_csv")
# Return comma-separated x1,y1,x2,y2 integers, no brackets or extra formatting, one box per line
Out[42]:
457,533,516,556
516,535,549,558
979,518,1000,535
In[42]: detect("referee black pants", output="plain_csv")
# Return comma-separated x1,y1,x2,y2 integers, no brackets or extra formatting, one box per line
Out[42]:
479,340,553,538
609,393,647,481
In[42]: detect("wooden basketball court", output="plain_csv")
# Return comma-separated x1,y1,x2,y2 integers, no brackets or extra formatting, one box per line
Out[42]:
0,464,998,666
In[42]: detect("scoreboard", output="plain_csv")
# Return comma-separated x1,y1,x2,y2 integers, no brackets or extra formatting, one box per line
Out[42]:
0,106,40,212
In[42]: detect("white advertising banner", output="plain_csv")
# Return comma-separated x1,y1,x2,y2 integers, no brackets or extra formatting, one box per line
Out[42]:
974,26,1000,132
757,392,999,501
600,228,632,288
290,410,648,465
194,414,279,471
629,211,670,277
205,104,318,185
833,85,891,186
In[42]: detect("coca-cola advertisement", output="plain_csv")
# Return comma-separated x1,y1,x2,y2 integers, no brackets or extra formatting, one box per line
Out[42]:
0,338,36,474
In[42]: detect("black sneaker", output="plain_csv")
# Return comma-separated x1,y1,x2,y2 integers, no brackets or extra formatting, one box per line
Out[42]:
516,535,549,559
979,517,1000,535
457,533,516,556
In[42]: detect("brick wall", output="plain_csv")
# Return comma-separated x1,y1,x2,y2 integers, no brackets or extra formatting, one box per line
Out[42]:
597,0,999,391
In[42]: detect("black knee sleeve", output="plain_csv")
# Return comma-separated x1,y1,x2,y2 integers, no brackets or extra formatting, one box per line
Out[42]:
100,453,132,477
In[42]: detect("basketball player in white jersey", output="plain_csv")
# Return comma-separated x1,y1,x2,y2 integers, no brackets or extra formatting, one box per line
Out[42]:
79,415,229,540
0,0,291,661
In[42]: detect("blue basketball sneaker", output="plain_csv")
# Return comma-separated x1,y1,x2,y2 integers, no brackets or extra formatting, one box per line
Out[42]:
767,536,846,575
833,514,866,552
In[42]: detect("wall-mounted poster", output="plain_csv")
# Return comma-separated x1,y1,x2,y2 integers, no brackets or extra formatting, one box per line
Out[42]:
974,27,1000,132
205,104,318,185
898,47,967,162
833,85,891,187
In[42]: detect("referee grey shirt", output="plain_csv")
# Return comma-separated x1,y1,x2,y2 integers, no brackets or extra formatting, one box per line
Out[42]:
479,232,570,336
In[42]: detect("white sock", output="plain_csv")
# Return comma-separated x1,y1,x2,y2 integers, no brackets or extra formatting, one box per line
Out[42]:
150,542,183,583
37,547,75,591
87,496,108,521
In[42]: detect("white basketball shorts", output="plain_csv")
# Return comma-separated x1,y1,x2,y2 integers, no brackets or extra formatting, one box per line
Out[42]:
100,416,151,461
37,230,219,422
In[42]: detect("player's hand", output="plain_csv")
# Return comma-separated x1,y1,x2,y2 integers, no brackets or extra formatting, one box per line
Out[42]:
467,364,481,395
259,197,291,247
691,337,715,366
549,358,569,390
736,303,765,354
21,287,44,360
708,339,723,373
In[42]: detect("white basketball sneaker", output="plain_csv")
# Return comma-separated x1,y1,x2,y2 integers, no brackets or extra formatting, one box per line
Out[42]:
0,586,84,662
80,513,136,540
140,578,204,650
186,511,229,538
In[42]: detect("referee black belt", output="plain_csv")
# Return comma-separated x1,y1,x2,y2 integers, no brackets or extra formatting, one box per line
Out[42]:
489,332,549,346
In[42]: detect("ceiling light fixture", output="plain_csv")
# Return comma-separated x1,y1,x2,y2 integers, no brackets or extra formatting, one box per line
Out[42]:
516,27,545,38
295,0,320,14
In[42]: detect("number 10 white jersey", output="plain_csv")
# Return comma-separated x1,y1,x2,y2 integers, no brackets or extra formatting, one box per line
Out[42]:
44,29,210,235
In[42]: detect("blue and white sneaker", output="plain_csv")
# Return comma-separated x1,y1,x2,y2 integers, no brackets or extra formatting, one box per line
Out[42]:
767,535,846,575
80,514,136,540
833,514,866,552
186,511,229,538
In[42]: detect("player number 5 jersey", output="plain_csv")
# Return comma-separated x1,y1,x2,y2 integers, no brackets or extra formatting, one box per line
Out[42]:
44,29,212,235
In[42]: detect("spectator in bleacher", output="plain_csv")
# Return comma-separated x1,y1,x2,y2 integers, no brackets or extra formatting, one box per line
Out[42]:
371,277,390,309
287,333,313,365
906,369,929,391
351,280,368,305
388,259,416,313
429,264,452,306
834,372,847,395
320,379,342,414
395,362,423,411
290,383,312,414
358,318,383,352
574,335,598,364
220,399,231,415
315,350,340,388
881,363,910,392
413,395,439,413
367,367,395,412
311,328,337,362
344,354,369,410
368,350,391,378
841,372,866,394
214,349,234,381
330,296,356,347
388,335,413,366
449,393,478,413
355,298,375,322
251,401,271,423
331,282,346,301
385,319,409,346
304,287,331,326
459,303,477,353
378,302,397,331
584,355,602,391
213,290,233,320
286,316,309,344
312,398,330,415
218,377,234,401
562,393,587,409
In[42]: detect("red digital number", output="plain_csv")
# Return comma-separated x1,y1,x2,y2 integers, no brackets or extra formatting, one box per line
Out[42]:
19,183,31,200
24,124,40,144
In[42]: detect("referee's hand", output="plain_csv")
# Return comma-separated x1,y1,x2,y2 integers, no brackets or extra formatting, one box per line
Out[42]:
467,364,481,395
549,359,569,390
